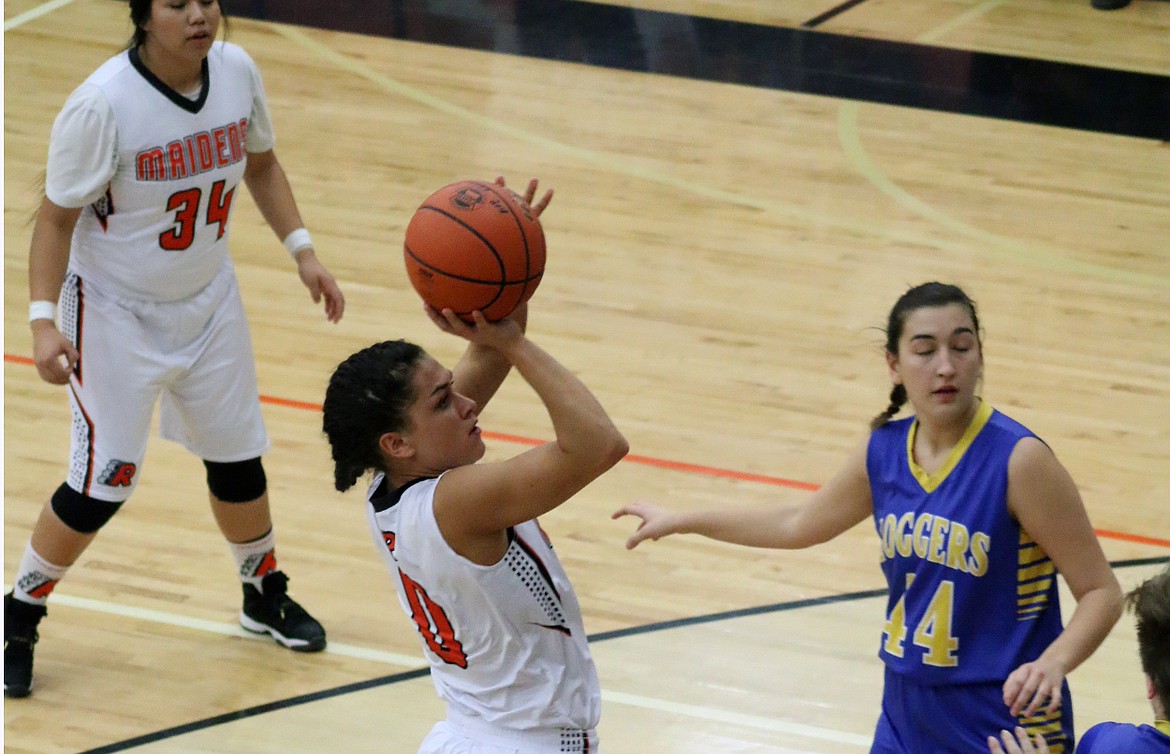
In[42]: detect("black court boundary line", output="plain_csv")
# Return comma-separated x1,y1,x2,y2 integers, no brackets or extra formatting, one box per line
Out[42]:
803,0,873,28
226,0,1170,141
77,555,1169,753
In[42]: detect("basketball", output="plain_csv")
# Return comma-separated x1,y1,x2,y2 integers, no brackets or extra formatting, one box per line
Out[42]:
403,180,546,322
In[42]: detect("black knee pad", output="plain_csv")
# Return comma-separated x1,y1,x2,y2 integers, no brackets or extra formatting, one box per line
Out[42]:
204,458,267,503
51,483,123,534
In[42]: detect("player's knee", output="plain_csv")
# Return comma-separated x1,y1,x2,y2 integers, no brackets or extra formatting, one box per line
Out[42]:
51,483,124,533
204,458,267,503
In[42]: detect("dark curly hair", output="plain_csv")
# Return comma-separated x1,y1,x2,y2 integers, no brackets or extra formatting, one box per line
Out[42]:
322,340,426,492
870,282,981,431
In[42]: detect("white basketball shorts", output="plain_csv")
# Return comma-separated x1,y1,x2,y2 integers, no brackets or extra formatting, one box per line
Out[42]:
60,261,268,502
419,720,599,754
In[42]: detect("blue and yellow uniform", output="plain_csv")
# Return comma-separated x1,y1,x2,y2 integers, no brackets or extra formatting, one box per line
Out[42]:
1078,720,1170,753
867,401,1073,753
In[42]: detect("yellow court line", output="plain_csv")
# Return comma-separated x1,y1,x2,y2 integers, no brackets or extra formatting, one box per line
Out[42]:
271,26,777,215
916,0,1009,44
834,3,1168,289
270,23,1046,267
9,3,1162,290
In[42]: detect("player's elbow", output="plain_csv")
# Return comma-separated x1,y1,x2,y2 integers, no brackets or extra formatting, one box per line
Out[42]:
603,431,630,470
1101,574,1125,627
585,425,629,477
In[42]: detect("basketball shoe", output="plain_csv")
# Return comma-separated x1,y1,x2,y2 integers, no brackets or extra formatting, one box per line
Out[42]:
4,592,47,698
239,571,326,652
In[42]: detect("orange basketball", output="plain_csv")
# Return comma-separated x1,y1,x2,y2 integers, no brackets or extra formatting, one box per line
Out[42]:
403,180,546,322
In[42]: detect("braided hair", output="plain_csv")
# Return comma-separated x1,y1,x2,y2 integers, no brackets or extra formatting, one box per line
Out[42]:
870,282,981,431
322,340,425,492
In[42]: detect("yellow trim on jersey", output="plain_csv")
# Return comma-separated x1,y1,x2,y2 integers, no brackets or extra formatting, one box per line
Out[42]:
1018,544,1049,564
906,400,993,493
1017,530,1054,619
1018,562,1056,581
1155,719,1170,736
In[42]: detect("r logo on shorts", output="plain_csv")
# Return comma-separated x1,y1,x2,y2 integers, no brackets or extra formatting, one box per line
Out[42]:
98,460,137,487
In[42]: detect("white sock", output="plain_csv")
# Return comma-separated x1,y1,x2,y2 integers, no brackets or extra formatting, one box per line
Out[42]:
228,529,277,591
12,545,69,605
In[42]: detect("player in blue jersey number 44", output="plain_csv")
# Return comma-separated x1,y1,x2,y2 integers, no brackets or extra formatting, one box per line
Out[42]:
615,281,1124,754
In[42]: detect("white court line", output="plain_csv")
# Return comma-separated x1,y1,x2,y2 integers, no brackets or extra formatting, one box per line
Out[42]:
33,589,870,746
37,590,426,668
3,0,78,32
600,690,871,747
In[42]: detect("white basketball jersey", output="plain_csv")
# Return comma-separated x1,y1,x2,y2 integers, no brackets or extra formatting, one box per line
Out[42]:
45,42,275,302
366,473,602,732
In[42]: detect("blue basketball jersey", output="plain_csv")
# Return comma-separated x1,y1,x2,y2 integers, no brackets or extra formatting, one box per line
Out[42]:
1078,721,1170,753
867,401,1064,685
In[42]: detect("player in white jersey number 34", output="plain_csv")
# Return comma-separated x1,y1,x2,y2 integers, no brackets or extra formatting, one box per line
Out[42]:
5,0,345,698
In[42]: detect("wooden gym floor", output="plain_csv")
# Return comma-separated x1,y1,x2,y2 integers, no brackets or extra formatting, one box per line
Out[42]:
4,0,1169,752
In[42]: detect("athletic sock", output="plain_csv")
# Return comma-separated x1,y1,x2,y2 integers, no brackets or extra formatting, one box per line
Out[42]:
228,529,277,591
12,545,69,606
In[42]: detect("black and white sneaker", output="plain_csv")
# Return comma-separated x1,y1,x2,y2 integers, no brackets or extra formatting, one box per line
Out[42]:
5,592,47,698
239,572,326,653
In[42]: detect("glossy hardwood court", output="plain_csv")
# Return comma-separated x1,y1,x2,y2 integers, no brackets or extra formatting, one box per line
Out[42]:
4,0,1169,752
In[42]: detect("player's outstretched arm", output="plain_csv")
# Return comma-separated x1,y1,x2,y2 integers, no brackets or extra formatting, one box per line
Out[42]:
615,440,873,550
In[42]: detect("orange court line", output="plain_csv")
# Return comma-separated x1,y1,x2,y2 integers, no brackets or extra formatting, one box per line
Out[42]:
7,351,1168,549
1093,529,1170,549
260,394,326,412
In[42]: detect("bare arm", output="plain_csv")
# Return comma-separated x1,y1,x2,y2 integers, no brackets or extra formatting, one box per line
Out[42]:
243,149,344,322
451,302,527,411
614,439,874,550
1001,437,1123,717
28,197,82,384
432,311,628,547
448,176,550,410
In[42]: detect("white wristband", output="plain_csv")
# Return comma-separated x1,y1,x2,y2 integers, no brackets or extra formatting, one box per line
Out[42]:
282,228,313,258
29,300,57,323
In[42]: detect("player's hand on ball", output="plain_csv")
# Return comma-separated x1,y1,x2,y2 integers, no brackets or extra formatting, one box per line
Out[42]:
405,180,544,322
426,306,522,350
495,176,553,217
987,727,1049,754
612,502,681,550
501,301,529,332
